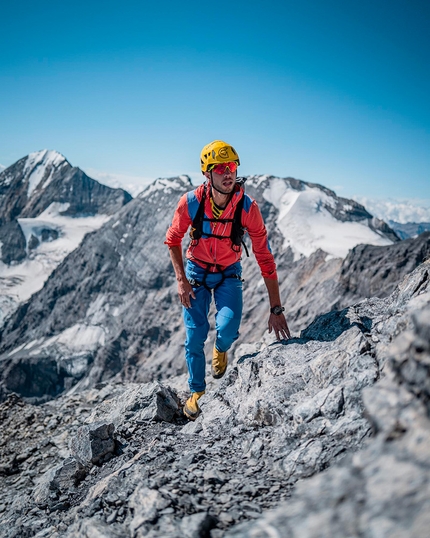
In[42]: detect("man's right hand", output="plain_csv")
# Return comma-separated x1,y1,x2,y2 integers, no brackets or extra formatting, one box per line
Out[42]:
178,279,196,308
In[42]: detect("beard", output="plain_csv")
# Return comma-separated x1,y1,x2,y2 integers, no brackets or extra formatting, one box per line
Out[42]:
211,180,235,196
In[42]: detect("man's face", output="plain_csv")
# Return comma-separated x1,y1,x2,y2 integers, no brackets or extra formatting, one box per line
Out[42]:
204,166,237,195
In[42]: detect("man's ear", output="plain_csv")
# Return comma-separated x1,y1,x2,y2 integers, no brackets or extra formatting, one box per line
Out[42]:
203,171,211,180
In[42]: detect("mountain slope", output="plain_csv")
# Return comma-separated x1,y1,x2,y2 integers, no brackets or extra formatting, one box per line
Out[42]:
389,220,430,239
245,175,398,259
0,150,132,324
0,260,428,538
0,150,132,265
1,175,425,404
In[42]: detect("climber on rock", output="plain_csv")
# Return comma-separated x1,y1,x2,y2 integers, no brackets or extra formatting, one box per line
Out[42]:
165,140,290,420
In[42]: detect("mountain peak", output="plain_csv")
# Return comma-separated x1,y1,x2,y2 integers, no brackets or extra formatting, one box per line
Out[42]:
138,175,193,200
26,149,68,166
23,149,70,196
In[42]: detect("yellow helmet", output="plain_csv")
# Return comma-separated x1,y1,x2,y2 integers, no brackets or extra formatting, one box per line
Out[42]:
200,140,240,173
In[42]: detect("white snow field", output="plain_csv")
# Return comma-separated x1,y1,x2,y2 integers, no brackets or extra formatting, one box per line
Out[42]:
0,203,109,325
259,176,393,259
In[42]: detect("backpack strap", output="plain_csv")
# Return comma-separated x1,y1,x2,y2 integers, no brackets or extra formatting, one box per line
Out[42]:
189,182,249,257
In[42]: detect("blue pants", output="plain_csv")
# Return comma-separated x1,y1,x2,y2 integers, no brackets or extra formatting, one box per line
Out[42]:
183,260,243,393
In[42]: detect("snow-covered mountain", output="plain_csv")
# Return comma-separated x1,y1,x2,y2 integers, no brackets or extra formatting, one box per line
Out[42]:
3,173,427,405
0,149,132,226
0,150,132,324
246,175,397,259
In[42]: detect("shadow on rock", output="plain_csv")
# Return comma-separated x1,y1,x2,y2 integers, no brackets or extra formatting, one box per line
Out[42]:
301,307,373,342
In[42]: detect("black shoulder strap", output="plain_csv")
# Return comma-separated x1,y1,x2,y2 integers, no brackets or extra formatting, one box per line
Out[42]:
190,185,207,241
231,191,249,256
190,184,249,257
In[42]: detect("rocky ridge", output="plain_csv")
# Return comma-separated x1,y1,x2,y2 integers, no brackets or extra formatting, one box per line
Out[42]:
0,260,429,537
1,176,429,404
389,220,430,240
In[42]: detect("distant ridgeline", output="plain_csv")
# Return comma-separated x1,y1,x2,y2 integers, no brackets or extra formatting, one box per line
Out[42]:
388,220,430,240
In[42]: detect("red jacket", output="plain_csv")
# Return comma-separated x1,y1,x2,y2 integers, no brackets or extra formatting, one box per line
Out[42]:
165,182,278,279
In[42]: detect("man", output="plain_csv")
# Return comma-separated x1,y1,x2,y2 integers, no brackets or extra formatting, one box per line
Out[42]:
165,140,290,420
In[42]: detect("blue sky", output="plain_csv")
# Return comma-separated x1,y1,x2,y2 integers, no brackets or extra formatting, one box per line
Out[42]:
1,0,429,201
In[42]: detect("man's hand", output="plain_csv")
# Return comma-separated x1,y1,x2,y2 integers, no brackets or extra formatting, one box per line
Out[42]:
178,279,196,309
268,313,291,341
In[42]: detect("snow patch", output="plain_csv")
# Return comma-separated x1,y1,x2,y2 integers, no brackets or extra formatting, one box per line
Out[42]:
41,324,106,351
246,175,270,188
139,177,190,199
264,178,392,260
0,210,109,325
39,202,70,217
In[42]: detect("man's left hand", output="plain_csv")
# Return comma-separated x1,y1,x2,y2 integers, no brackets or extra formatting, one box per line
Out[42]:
268,313,291,341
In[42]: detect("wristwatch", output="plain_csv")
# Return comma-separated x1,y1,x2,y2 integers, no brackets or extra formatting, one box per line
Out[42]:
270,305,285,315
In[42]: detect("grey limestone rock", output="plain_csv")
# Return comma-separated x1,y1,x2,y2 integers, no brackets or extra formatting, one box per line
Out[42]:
33,457,86,507
0,260,428,537
86,382,180,426
339,231,430,302
224,277,430,538
129,486,171,532
70,422,115,466
179,512,219,537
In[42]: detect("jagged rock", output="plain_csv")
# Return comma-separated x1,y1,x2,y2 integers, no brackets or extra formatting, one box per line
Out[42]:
179,512,219,538
339,231,430,301
70,422,115,466
2,355,78,401
0,220,27,264
33,457,86,507
86,382,180,426
224,292,430,538
64,517,124,538
129,487,171,532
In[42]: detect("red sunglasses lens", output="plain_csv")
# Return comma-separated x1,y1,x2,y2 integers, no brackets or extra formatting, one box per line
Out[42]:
212,162,237,174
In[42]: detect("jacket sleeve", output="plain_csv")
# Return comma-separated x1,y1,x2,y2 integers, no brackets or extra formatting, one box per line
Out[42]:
245,200,278,280
164,193,192,247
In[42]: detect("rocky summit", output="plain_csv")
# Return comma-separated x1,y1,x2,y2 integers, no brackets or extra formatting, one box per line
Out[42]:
1,165,430,537
0,258,429,537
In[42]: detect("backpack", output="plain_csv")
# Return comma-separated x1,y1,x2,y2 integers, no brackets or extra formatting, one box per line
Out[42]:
189,180,249,256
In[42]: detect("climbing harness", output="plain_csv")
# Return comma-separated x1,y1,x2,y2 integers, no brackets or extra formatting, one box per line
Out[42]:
188,261,244,293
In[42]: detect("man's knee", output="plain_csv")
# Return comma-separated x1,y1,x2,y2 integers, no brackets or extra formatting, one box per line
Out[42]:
216,313,241,349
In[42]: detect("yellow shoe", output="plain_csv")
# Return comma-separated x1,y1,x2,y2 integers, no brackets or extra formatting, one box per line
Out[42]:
212,347,228,379
183,391,205,421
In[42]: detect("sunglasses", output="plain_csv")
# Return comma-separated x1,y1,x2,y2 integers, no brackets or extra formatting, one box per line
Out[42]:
208,161,238,174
